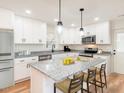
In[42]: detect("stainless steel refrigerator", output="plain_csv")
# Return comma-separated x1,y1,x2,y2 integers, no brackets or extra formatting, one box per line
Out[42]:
0,29,14,89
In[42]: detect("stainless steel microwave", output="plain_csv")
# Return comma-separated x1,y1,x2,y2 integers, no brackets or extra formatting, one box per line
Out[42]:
82,35,96,44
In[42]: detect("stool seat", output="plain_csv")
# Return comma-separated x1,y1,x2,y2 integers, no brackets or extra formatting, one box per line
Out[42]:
55,78,82,93
54,73,84,93
75,72,95,82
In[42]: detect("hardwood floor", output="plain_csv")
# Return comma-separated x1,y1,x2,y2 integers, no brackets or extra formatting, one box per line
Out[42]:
0,80,30,93
0,73,124,93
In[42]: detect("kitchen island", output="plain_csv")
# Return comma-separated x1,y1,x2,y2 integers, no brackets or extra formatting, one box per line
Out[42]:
30,57,106,93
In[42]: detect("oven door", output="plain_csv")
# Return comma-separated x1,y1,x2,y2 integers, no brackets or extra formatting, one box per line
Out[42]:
0,30,14,60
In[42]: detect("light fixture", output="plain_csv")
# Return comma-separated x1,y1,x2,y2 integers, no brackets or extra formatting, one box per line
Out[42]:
25,10,31,14
56,0,63,34
94,17,99,21
79,8,84,36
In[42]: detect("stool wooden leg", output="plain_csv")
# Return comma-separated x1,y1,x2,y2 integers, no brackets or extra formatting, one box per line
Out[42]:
81,82,83,93
104,71,107,88
87,81,90,93
81,88,83,93
54,83,56,93
100,74,103,93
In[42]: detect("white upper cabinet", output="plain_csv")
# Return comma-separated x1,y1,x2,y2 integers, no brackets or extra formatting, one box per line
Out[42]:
14,16,47,44
32,20,47,44
60,28,81,44
60,21,110,45
14,16,24,43
84,24,96,36
96,22,111,44
0,8,15,29
23,18,33,43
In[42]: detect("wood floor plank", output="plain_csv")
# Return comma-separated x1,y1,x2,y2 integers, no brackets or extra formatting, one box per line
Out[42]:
0,73,124,93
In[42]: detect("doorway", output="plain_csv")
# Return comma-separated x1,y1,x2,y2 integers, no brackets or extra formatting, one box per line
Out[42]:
114,29,124,74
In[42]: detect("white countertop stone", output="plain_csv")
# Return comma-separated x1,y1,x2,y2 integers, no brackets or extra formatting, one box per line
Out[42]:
31,58,106,81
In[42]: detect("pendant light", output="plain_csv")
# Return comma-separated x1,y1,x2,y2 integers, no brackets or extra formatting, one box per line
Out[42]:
80,8,84,36
57,0,63,34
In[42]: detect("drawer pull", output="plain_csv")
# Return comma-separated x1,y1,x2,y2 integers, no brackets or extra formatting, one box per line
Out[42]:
20,60,24,62
32,59,36,60
27,64,30,68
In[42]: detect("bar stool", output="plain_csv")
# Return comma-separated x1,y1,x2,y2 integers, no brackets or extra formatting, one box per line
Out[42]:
74,68,97,93
54,73,84,93
95,64,107,93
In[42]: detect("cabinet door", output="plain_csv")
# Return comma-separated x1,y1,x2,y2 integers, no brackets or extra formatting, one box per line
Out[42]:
14,57,38,82
60,28,67,44
14,16,24,43
0,8,15,29
96,22,111,44
32,20,47,44
74,29,81,44
84,25,96,36
40,23,47,44
23,18,33,43
14,59,28,81
26,57,38,76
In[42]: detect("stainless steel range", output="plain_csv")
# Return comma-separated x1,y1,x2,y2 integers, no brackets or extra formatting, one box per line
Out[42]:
79,48,98,57
0,29,14,89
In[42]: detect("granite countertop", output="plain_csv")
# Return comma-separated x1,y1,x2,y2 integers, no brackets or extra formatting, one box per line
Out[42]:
15,50,80,59
31,57,106,81
15,50,111,59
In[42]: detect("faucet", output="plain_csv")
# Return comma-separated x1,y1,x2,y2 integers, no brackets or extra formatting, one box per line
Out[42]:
52,44,55,52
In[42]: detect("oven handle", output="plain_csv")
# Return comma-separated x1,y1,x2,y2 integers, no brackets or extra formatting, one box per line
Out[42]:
0,67,13,72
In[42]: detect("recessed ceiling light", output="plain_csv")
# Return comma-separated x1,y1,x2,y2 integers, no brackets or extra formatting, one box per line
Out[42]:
25,10,32,14
54,19,58,22
71,24,76,27
94,17,99,21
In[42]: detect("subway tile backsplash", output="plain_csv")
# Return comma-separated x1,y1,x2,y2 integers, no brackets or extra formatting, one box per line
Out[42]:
15,44,49,52
15,44,63,52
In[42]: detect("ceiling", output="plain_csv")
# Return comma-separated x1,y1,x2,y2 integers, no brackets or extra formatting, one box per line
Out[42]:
0,0,124,27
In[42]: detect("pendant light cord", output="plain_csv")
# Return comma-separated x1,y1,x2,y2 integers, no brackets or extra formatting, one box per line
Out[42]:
59,0,61,21
81,10,83,28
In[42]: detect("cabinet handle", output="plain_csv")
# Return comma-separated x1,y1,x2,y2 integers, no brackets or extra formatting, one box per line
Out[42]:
22,38,26,42
20,60,24,62
27,64,30,68
100,40,103,43
87,32,90,35
39,39,42,43
32,59,36,60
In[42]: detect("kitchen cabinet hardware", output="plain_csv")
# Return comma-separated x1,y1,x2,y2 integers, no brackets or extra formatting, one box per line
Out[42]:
39,39,42,43
32,59,36,60
20,60,24,62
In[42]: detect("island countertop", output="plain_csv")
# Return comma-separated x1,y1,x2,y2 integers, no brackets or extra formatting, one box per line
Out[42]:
31,58,106,81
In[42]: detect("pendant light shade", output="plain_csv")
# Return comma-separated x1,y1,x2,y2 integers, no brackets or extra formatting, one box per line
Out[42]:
79,8,84,36
57,0,63,34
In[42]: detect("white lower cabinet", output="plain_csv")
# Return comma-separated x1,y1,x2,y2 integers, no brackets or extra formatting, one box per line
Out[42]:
14,56,38,82
93,55,111,75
